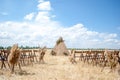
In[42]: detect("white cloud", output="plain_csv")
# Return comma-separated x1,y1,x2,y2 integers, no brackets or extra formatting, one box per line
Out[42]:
0,31,14,39
24,13,35,20
38,0,44,3
99,33,117,39
0,21,120,48
0,0,120,49
37,1,52,11
35,11,50,22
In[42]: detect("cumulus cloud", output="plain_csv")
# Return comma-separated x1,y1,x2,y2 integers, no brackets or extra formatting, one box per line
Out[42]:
24,13,35,20
37,1,51,11
99,33,117,39
0,20,119,48
35,11,50,22
0,0,120,48
38,0,44,3
0,31,14,39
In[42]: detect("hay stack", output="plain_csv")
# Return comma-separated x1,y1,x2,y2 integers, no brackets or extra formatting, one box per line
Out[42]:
51,37,69,56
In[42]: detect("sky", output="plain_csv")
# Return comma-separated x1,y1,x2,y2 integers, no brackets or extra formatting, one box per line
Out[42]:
0,0,120,48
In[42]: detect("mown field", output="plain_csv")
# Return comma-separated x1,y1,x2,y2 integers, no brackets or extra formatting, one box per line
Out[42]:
0,49,120,80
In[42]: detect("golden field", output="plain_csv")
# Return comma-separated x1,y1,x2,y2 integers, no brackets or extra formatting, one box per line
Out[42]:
0,49,120,80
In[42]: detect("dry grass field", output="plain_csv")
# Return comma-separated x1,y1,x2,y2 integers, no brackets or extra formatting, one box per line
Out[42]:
0,49,120,80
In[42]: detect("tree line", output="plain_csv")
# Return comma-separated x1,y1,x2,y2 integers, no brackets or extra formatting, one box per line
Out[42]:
0,46,40,49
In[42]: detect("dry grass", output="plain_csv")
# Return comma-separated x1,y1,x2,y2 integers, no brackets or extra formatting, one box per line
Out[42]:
0,49,120,80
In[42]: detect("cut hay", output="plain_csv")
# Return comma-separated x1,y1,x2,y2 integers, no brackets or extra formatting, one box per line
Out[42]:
7,44,21,73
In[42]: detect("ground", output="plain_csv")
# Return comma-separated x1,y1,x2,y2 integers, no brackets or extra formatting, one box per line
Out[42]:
0,49,120,80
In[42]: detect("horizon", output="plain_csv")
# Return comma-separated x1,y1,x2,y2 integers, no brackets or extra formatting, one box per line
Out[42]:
0,0,120,49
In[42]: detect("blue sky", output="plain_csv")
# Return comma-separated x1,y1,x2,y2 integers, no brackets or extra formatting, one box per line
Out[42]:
0,0,120,48
52,0,120,31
